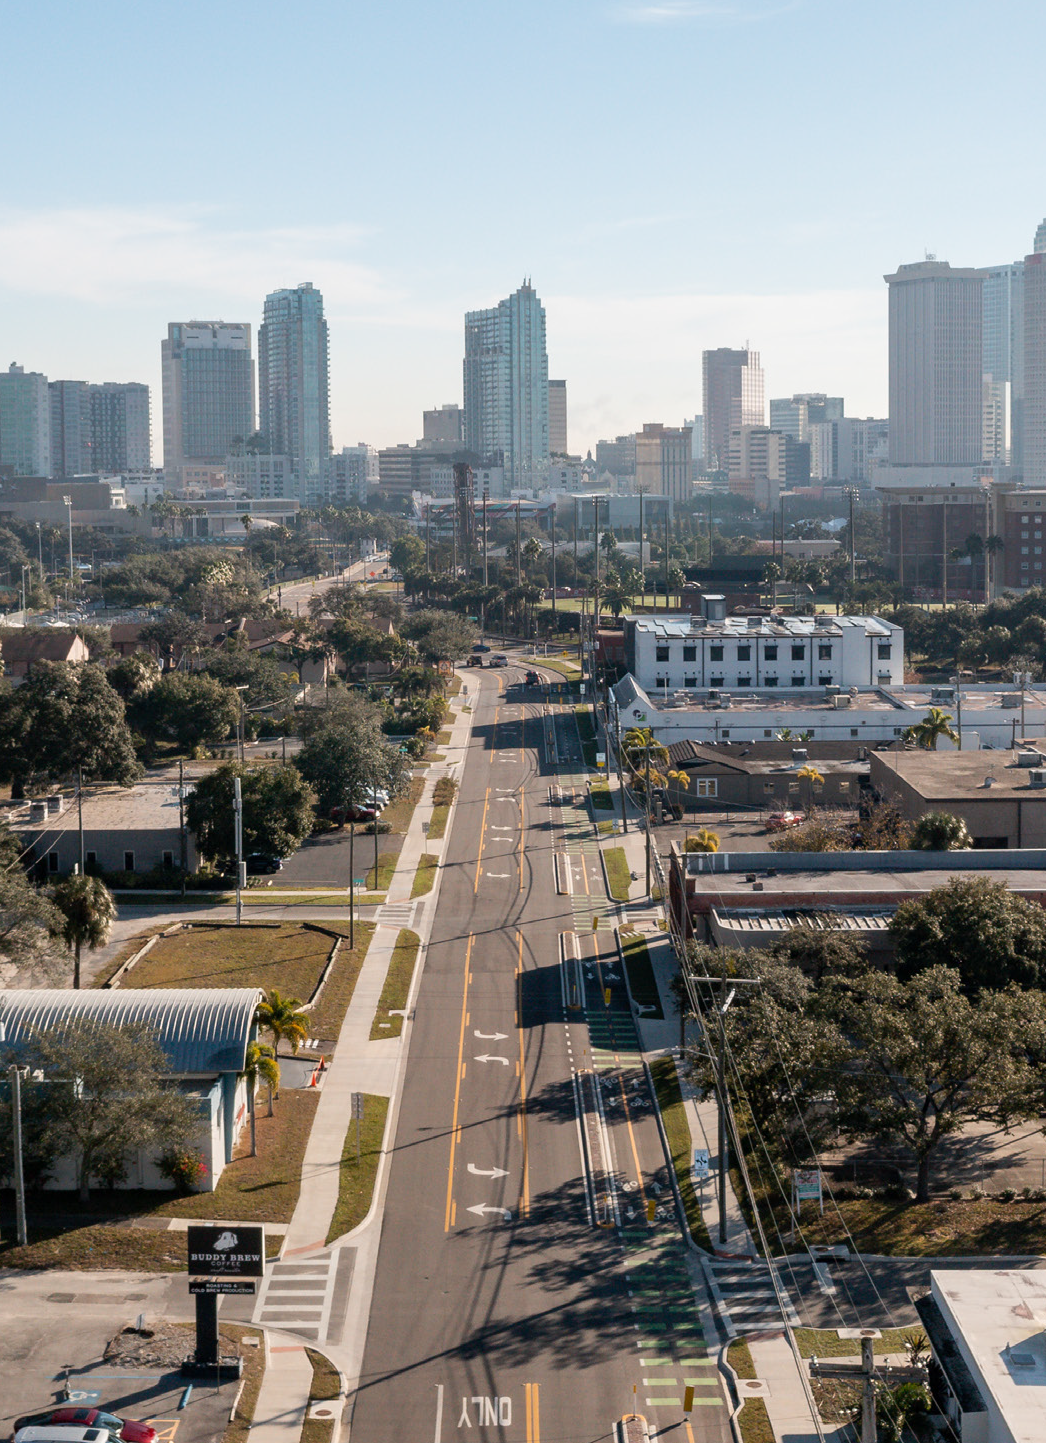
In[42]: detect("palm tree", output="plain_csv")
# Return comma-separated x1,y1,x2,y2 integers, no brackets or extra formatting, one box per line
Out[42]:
904,706,959,750
910,811,971,851
49,875,117,990
684,828,720,853
241,1041,281,1152
256,988,310,1054
984,534,1004,602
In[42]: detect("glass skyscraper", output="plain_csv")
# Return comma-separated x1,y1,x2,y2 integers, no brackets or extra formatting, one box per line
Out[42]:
258,283,330,503
463,281,549,489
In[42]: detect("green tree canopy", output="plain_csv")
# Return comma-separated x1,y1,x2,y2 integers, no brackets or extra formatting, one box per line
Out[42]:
890,875,1046,994
197,646,296,706
399,608,478,662
107,651,161,702
131,670,240,752
17,1021,201,1200
295,691,406,815
186,761,315,864
0,662,141,791
909,811,972,851
49,874,117,989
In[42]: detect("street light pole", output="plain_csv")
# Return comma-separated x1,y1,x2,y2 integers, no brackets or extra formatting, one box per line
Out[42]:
9,1064,27,1246
234,776,244,926
63,494,74,610
644,744,652,897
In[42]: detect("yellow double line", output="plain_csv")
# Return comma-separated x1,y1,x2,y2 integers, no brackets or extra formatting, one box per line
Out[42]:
444,932,473,1232
524,1383,541,1443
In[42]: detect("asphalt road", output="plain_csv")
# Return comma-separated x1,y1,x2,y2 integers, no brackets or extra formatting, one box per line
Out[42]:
348,663,730,1443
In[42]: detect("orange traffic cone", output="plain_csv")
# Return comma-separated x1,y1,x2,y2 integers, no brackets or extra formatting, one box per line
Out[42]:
309,1068,319,1088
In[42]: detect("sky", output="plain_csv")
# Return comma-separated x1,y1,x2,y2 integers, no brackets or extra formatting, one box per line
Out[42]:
3,0,1046,464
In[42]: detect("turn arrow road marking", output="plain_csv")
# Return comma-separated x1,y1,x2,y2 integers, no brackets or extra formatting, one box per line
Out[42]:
474,1030,508,1040
468,1163,510,1178
474,1054,510,1065
466,1204,513,1221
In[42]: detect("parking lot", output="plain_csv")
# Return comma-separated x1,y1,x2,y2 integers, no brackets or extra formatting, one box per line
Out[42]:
0,1274,231,1443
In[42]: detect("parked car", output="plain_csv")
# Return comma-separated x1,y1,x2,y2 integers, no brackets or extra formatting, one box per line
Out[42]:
490,654,509,668
764,810,805,833
245,851,283,874
15,1413,157,1443
331,804,376,824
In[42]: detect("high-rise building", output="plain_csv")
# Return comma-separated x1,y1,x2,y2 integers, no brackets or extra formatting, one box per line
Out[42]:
259,283,331,504
634,423,692,504
727,425,807,506
769,393,844,442
548,379,568,454
1023,249,1046,488
702,348,765,472
684,416,704,469
327,445,378,505
423,404,464,445
49,379,92,475
90,382,151,472
0,364,51,477
981,261,1023,465
464,281,549,489
162,322,254,480
883,261,983,480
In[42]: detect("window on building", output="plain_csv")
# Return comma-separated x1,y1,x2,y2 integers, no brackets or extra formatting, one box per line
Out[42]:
764,676,778,687
656,676,669,689
48,852,59,873
877,644,892,660
818,675,832,686
1022,561,1030,570
695,779,717,797
737,677,751,687
683,645,696,662
791,675,805,687
720,730,730,738
850,729,859,739
764,644,778,660
839,780,851,795
710,676,724,687
763,780,774,794
85,851,97,874
791,645,805,660
710,645,724,661
684,675,697,688
162,850,174,869
124,851,135,873
655,646,670,662
788,781,800,794
818,644,833,660
737,645,751,661
764,729,772,738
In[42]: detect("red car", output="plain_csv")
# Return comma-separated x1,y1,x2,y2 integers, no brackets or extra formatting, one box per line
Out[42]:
764,810,805,833
15,1412,157,1443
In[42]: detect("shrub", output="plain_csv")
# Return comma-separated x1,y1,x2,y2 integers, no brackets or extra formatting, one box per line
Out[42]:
949,1187,964,1201
158,1147,209,1195
997,1187,1017,1203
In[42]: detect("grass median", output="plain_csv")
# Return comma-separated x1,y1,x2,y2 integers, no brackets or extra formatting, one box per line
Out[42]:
428,775,457,840
619,929,664,1017
326,1093,390,1243
603,845,631,902
370,929,420,1040
727,1341,773,1443
411,853,439,897
649,1056,712,1251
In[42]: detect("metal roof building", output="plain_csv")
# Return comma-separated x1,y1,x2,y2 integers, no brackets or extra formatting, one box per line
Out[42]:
0,988,261,1075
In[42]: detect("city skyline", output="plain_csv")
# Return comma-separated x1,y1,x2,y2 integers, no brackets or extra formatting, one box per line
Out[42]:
4,1,1046,458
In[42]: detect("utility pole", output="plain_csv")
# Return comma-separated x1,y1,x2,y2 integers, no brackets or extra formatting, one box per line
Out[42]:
644,743,652,896
550,504,557,626
77,765,84,876
573,495,579,598
234,776,244,927
593,495,601,636
708,492,714,566
515,502,522,585
614,704,628,835
348,821,355,948
9,1064,27,1246
663,506,670,610
179,758,187,896
482,489,489,636
638,489,645,609
847,486,857,586
717,957,729,1244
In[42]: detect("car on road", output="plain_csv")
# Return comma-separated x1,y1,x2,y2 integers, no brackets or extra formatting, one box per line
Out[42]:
466,655,483,666
471,642,491,653
14,1413,157,1443
490,654,508,667
525,670,540,685
245,851,283,874
764,810,805,833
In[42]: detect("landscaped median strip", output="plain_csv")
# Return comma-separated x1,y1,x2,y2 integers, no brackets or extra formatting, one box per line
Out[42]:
325,1092,390,1243
411,853,440,897
370,929,420,1039
649,1056,713,1251
602,845,631,902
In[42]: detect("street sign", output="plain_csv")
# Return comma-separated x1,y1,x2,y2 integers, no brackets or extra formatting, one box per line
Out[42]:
190,1280,257,1296
187,1223,265,1278
422,821,430,834
352,1092,365,1119
693,1148,711,1180
354,876,365,887
596,752,606,767
438,659,453,676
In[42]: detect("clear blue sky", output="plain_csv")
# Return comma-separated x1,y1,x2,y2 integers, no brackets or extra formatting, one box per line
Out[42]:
3,0,1045,461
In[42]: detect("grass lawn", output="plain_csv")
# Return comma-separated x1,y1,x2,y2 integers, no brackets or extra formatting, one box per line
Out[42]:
596,820,615,837
603,845,631,902
435,728,452,744
366,854,398,892
325,1093,390,1243
649,1056,712,1251
793,1327,925,1359
223,1326,266,1443
384,773,425,832
428,776,457,840
300,1349,340,1443
411,853,439,898
533,656,582,679
766,1193,1046,1257
727,1342,773,1443
590,781,615,810
370,929,420,1040
619,930,664,1017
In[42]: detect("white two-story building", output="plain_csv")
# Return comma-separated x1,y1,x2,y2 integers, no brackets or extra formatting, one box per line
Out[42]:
622,601,904,696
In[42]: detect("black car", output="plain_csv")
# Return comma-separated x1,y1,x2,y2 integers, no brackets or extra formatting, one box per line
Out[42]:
246,852,283,875
525,670,540,685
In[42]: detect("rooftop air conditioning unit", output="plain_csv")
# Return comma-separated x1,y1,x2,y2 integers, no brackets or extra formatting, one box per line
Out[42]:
1017,750,1043,767
46,794,64,815
747,615,762,628
792,748,808,764
825,684,841,697
707,689,720,701
1028,769,1046,789
28,802,46,823
1001,693,1023,708
833,694,852,708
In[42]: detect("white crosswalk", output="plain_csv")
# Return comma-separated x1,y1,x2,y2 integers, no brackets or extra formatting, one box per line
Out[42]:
707,1259,800,1332
252,1251,340,1342
375,901,415,926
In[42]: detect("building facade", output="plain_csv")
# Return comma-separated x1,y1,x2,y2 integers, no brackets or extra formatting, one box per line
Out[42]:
258,283,331,506
548,378,568,454
48,379,91,475
463,281,549,489
635,422,692,504
883,261,983,482
0,364,51,477
224,451,296,499
423,404,464,444
982,260,1024,466
1023,243,1046,487
161,322,254,480
702,348,765,473
90,382,151,473
327,444,377,504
